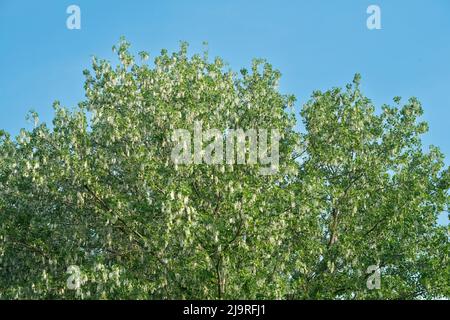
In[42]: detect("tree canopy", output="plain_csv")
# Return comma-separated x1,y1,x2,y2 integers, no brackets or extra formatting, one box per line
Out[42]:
0,39,448,299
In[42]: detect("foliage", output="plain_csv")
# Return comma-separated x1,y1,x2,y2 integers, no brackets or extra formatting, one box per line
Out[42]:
0,39,448,299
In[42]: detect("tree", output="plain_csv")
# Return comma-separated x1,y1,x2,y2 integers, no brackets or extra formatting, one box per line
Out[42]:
0,39,448,299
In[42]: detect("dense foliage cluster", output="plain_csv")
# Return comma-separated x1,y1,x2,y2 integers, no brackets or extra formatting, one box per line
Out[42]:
0,40,448,299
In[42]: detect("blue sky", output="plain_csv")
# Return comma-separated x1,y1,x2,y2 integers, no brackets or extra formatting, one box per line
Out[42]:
0,0,449,223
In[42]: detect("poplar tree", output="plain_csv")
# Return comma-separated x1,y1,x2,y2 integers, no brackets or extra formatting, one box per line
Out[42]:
0,40,448,299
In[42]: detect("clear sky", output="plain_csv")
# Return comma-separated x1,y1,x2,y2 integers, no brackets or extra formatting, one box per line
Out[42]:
1,0,449,223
